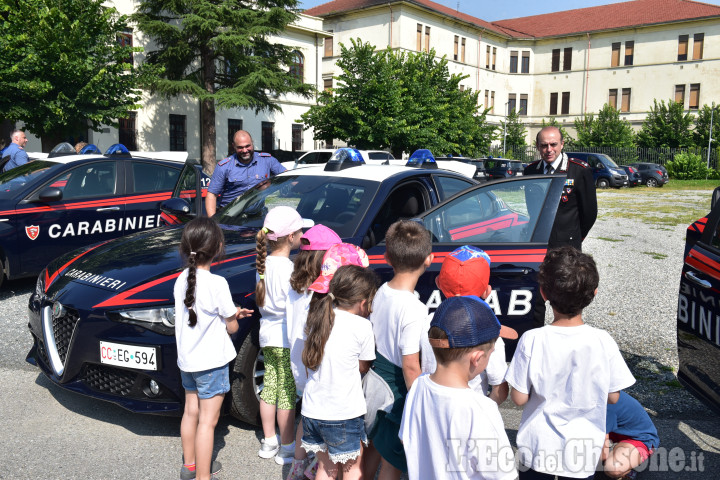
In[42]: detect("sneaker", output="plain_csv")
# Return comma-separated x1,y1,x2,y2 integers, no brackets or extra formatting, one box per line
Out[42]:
179,460,223,480
285,457,309,480
275,443,295,465
258,436,280,459
303,456,318,480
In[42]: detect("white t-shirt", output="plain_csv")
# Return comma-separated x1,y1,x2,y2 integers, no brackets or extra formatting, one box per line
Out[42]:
174,269,237,372
256,255,294,348
370,283,426,367
301,309,375,421
286,288,313,392
505,324,636,478
399,374,517,480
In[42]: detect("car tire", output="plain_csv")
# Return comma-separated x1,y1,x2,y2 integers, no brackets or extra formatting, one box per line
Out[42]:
229,324,262,426
597,178,610,189
646,178,659,188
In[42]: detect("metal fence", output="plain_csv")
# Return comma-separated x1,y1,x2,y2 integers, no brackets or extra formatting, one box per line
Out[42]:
488,145,720,169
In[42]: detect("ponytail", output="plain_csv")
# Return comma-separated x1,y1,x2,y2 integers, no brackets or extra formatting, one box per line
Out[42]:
255,228,269,307
184,253,198,326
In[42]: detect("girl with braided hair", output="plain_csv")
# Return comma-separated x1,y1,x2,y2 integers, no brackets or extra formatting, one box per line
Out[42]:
174,217,252,480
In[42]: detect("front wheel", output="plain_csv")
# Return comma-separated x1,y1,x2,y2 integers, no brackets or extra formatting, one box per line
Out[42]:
229,324,263,425
646,178,659,187
596,178,610,189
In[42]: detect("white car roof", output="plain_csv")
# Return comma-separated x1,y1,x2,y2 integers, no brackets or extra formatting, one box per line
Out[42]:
277,163,473,181
26,151,188,165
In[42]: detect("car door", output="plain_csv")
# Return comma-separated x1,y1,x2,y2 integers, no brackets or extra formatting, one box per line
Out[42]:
125,160,181,229
17,160,124,275
160,161,210,225
677,191,720,413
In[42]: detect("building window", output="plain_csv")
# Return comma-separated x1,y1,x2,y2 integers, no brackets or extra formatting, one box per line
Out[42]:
549,92,558,116
519,94,528,116
486,45,490,69
454,36,459,61
117,30,133,66
323,78,333,91
169,114,186,151
551,48,560,72
621,88,631,112
461,38,466,63
292,124,303,151
484,90,489,109
228,119,243,156
119,112,137,151
521,51,530,73
608,89,618,109
689,84,700,110
611,42,621,67
324,35,333,58
675,85,686,105
425,26,431,52
624,41,634,66
510,51,518,73
289,50,304,82
492,47,496,70
417,24,422,51
561,92,570,115
563,47,572,71
261,121,274,152
693,33,704,60
490,91,495,114
508,93,517,115
678,35,689,61
459,84,465,92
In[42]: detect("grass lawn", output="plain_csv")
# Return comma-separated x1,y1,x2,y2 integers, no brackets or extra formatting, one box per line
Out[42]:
599,179,718,191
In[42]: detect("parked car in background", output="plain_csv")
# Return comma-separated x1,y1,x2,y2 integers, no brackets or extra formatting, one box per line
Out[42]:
630,162,669,187
676,186,720,414
484,158,523,180
566,152,628,188
282,149,396,170
436,156,487,181
620,165,642,187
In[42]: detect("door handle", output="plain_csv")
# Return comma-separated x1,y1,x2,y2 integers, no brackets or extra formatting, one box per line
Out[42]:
96,207,120,212
493,266,531,276
685,271,711,289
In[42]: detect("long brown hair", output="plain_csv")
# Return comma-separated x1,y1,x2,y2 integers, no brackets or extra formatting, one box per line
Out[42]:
302,265,378,371
180,217,225,327
255,228,283,307
290,249,325,294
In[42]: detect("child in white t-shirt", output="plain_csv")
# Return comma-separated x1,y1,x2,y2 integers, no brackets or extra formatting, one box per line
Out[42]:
255,206,312,464
505,247,636,480
301,246,378,480
422,245,517,405
174,217,252,480
399,296,517,480
285,224,341,480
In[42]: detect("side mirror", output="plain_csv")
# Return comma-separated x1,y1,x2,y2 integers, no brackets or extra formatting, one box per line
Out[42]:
38,187,63,202
160,197,193,216
712,186,720,210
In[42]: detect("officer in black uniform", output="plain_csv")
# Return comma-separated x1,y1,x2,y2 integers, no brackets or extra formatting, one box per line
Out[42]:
526,126,597,328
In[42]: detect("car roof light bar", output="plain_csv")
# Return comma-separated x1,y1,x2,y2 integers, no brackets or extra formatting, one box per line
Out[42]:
324,148,365,171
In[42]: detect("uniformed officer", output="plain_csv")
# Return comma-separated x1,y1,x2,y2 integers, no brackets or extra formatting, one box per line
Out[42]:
524,126,597,251
2,130,30,172
205,130,286,217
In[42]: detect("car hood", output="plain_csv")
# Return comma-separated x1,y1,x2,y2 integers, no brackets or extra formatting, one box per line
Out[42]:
43,225,260,308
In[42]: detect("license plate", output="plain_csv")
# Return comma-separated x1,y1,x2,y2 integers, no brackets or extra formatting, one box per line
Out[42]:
100,341,158,371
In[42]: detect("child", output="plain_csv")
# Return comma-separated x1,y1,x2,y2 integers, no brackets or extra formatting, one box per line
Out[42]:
285,224,342,480
505,246,636,480
600,391,659,479
175,217,253,480
255,206,312,464
425,245,517,405
366,220,433,480
399,296,518,480
301,249,378,480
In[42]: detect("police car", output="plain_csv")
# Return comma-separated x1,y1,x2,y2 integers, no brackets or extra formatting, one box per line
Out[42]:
0,144,185,288
676,186,720,414
26,149,565,425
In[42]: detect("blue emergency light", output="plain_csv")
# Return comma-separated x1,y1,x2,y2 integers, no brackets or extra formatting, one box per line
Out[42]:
80,144,101,154
105,144,131,156
406,149,438,169
48,142,76,158
324,148,365,171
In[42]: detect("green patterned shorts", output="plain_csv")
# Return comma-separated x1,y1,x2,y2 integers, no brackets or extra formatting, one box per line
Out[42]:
260,347,296,410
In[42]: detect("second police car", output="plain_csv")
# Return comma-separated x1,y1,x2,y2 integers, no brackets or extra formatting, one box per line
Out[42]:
0,143,186,287
27,149,566,425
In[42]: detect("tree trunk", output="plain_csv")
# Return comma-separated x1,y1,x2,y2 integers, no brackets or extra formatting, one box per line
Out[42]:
201,46,217,175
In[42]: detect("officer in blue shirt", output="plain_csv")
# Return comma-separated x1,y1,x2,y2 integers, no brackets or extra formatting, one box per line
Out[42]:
2,130,30,172
205,130,285,216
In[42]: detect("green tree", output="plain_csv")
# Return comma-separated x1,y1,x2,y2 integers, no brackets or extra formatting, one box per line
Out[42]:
573,104,635,147
301,39,495,158
637,99,694,148
133,0,313,173
500,109,526,155
692,104,720,149
541,117,574,146
0,0,156,150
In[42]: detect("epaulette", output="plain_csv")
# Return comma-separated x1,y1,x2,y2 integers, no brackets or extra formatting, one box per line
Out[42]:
568,157,590,169
259,152,271,157
528,160,541,167
217,156,232,167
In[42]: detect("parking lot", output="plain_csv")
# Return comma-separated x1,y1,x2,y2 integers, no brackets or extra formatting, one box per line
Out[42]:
2,188,719,479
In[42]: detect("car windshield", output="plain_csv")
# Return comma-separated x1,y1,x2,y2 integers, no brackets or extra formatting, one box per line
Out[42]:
486,160,508,169
215,174,379,238
0,160,60,195
601,155,619,168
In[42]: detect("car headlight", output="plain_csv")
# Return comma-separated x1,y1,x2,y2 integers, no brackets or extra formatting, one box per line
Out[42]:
33,271,46,302
108,306,175,335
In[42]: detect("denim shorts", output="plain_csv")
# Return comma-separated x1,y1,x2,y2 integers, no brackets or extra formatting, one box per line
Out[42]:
180,364,230,399
301,415,367,464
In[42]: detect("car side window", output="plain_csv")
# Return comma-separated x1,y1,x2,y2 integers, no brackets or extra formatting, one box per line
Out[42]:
364,183,427,248
60,162,117,200
132,162,180,194
433,175,474,201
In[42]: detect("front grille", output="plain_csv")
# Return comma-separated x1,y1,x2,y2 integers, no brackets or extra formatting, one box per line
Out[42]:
52,308,80,364
37,340,50,367
82,364,136,396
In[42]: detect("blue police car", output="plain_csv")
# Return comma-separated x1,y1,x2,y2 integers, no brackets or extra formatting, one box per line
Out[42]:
26,150,565,425
0,144,185,288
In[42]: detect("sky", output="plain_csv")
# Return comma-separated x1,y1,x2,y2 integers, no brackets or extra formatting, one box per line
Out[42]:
299,0,720,22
